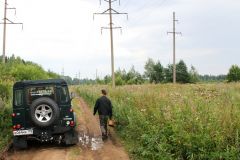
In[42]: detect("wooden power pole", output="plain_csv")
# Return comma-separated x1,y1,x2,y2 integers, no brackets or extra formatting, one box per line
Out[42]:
94,0,128,88
168,12,181,84
108,0,115,88
2,0,7,64
1,0,23,64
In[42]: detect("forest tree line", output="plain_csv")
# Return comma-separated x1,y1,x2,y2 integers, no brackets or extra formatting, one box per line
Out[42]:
1,55,239,86
83,58,230,86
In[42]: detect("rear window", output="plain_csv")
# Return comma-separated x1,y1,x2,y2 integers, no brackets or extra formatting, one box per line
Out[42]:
60,87,70,103
14,90,23,106
27,86,55,104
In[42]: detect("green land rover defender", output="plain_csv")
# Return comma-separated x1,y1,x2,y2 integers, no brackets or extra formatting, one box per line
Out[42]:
12,79,78,148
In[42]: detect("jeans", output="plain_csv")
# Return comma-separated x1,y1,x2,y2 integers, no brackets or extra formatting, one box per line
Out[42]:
99,115,108,137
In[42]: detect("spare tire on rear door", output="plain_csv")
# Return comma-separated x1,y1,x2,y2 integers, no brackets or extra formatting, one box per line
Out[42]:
30,97,60,128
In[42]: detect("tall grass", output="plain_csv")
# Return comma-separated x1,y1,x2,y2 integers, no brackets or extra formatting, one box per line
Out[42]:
0,104,12,151
77,83,240,160
0,81,12,152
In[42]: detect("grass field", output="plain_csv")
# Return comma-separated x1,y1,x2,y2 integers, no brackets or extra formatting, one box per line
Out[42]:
77,83,240,160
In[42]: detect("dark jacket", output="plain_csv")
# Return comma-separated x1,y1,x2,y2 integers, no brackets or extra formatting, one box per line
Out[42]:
94,96,113,119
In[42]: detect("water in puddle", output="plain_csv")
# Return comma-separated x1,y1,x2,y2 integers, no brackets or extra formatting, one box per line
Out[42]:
91,137,104,150
78,132,103,150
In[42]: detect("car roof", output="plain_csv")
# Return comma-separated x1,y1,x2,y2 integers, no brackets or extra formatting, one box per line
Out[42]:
13,79,67,88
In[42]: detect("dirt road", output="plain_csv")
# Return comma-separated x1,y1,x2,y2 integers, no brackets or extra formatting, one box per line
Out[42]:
5,97,129,160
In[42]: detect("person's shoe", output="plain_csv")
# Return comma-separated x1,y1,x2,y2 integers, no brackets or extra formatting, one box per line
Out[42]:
102,135,108,141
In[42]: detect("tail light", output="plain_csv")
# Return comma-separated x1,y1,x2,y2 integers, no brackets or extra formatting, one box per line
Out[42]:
12,113,16,117
13,124,21,130
70,121,74,127
70,108,73,112
16,124,21,129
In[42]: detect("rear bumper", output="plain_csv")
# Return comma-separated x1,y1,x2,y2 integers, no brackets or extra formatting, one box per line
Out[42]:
13,126,75,142
33,125,73,135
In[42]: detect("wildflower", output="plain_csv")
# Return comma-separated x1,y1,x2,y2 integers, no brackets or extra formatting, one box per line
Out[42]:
140,109,146,112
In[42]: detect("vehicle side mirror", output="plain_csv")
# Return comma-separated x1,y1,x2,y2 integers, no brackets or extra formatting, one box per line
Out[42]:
70,92,76,100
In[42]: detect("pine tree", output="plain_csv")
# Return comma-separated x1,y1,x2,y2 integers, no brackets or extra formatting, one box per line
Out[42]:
227,65,240,82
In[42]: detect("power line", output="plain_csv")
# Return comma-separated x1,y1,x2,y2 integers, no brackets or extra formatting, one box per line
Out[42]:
167,12,182,84
0,0,23,64
94,0,128,88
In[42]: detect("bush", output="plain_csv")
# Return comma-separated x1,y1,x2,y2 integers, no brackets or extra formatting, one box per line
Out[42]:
0,82,12,101
10,64,49,81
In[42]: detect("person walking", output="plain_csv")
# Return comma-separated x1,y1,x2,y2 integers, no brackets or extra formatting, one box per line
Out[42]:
93,89,113,140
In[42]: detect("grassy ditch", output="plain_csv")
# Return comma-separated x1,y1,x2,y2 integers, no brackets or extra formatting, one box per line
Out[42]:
0,81,12,153
0,104,12,152
77,83,240,160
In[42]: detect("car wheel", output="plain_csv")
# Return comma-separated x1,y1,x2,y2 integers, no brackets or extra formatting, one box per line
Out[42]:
30,97,60,128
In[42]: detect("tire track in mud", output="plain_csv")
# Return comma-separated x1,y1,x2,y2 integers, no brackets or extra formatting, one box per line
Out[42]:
5,97,129,160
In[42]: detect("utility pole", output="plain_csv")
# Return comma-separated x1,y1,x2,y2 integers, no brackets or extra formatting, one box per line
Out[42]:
61,67,64,78
94,0,128,88
167,12,181,84
1,0,23,64
78,71,81,85
96,69,98,80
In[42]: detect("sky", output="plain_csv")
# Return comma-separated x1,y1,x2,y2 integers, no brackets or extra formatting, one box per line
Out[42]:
0,0,239,79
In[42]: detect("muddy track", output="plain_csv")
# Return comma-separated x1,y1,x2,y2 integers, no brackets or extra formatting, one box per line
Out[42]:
5,97,129,160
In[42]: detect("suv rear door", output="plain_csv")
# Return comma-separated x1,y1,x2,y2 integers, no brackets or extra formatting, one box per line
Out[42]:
12,88,26,130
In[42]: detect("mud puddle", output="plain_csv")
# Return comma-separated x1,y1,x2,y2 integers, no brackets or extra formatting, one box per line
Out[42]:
78,131,103,151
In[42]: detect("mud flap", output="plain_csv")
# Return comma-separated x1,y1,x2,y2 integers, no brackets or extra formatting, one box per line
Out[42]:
63,130,79,145
13,136,27,149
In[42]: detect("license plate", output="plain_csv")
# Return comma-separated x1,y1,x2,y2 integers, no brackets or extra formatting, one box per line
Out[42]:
13,129,33,136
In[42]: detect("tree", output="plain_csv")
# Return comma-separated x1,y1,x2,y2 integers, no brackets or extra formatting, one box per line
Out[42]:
198,75,226,82
153,61,164,83
176,60,190,83
227,65,240,82
115,69,127,84
144,58,155,83
112,67,144,85
104,75,111,84
189,65,199,83
126,66,144,85
115,75,124,86
144,58,164,83
73,78,81,85
11,64,49,81
165,60,191,83
164,64,173,83
47,70,60,79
